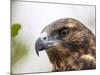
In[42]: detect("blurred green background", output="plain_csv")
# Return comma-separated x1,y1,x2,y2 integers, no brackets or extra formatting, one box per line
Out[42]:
11,23,28,66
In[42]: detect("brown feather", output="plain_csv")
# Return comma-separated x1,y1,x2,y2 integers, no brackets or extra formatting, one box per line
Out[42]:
42,18,96,71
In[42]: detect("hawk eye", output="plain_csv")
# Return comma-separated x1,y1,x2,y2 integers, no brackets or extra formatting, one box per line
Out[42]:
59,28,68,37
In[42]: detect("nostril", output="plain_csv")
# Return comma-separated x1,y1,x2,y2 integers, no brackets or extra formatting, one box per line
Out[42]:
43,37,47,40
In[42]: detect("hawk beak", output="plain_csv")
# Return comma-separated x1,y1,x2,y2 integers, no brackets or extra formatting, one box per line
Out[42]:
35,32,48,56
35,38,46,56
35,33,54,56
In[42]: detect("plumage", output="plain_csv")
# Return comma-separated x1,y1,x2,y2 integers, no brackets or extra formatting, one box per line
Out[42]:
35,18,96,71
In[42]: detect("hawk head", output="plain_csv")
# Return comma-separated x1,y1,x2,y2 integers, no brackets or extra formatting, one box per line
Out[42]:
35,18,96,71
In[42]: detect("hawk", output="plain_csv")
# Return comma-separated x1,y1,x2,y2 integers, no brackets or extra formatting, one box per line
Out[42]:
35,18,96,71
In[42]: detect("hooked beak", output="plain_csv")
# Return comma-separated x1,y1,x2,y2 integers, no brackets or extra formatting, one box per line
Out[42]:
35,38,46,56
35,33,54,56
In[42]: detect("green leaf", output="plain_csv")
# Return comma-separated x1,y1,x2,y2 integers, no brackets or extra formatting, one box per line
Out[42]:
11,23,28,67
12,41,28,65
11,23,21,37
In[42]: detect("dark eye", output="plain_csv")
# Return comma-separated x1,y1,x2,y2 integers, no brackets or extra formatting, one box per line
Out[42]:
59,28,68,37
